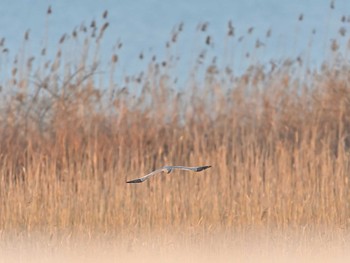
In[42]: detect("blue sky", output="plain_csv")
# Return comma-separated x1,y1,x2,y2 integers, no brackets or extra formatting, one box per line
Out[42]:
0,0,349,83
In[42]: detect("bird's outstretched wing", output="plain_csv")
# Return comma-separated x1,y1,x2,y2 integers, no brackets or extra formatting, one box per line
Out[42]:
126,167,169,183
126,165,211,184
169,165,212,172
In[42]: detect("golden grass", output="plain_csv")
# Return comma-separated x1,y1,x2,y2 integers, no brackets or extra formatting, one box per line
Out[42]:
0,9,350,243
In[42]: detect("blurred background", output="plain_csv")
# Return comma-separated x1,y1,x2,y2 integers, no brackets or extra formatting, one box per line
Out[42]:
0,0,349,80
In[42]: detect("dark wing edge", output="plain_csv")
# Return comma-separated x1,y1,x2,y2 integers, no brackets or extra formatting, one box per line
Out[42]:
126,168,168,184
126,178,144,183
196,165,212,172
126,178,143,183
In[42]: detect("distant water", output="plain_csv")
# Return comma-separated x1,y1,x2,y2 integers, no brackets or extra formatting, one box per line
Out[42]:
0,0,349,86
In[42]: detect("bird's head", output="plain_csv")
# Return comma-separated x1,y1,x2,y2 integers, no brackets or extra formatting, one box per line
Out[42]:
164,166,173,174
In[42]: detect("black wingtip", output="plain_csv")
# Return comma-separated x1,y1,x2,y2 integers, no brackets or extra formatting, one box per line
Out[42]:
126,178,143,184
197,165,212,171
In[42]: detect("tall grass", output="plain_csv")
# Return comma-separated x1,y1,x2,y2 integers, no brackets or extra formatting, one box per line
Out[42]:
0,8,350,238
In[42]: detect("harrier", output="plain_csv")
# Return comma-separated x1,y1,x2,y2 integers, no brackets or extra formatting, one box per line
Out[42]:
126,165,211,183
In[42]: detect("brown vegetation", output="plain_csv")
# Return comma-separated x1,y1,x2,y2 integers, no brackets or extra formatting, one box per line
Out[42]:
0,9,350,241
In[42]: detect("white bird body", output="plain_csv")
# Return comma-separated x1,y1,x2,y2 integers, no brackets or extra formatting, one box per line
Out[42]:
126,165,211,183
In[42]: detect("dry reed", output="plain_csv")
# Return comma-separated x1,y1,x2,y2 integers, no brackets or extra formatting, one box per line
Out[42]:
0,9,349,241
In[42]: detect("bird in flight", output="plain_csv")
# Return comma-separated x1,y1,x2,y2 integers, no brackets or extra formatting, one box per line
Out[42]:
126,165,211,183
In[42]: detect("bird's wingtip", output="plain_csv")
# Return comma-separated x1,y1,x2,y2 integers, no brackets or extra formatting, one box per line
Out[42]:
196,165,212,171
126,178,143,184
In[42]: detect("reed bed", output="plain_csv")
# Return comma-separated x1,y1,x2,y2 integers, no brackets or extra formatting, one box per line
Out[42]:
0,8,350,240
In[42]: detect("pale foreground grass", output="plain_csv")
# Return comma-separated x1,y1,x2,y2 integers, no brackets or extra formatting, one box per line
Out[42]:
1,230,350,263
